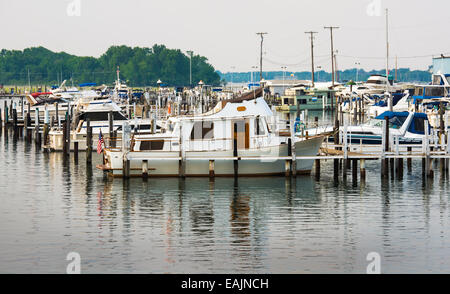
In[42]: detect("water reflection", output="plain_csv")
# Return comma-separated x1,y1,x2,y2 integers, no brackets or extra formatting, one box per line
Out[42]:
1,119,450,274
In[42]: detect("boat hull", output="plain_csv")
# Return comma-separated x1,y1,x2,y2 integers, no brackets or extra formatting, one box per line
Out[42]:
103,136,324,177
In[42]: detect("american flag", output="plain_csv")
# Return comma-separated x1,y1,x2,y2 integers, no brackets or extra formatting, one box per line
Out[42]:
97,130,104,154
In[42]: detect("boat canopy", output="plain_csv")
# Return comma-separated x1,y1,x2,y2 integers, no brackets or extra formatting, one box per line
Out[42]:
375,111,409,120
79,83,97,87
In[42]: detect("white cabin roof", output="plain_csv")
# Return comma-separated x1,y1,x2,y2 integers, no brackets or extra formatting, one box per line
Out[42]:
170,97,273,123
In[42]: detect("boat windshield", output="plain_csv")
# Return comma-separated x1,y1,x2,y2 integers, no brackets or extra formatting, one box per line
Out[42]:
369,116,407,129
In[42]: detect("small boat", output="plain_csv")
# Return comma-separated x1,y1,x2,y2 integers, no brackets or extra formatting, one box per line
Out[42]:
47,98,155,151
366,91,411,117
305,111,429,145
100,93,326,177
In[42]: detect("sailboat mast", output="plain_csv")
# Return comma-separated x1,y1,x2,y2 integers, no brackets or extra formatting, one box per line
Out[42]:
386,8,392,111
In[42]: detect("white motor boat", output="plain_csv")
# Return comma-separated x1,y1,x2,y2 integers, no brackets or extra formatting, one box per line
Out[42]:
47,98,155,151
100,95,326,177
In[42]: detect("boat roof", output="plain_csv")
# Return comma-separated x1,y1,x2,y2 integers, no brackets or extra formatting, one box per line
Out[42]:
375,111,427,120
171,97,273,122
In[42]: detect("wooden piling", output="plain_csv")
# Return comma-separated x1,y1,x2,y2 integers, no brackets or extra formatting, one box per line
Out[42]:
109,111,115,148
315,159,320,180
209,160,215,179
407,147,412,172
142,160,149,178
233,122,238,178
123,159,130,178
43,123,49,146
86,119,92,163
65,112,71,156
74,141,79,163
62,121,67,155
333,159,339,183
352,159,358,184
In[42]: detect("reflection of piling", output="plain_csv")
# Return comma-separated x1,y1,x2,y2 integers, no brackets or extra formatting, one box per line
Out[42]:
360,159,366,183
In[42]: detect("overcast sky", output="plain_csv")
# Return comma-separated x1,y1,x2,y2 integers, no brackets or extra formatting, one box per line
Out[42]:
1,0,449,73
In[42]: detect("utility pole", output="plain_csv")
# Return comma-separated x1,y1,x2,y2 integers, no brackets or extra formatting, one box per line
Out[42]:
305,31,318,87
256,32,268,82
324,26,339,86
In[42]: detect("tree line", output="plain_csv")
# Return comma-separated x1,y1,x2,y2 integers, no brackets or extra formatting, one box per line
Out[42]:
0,45,222,87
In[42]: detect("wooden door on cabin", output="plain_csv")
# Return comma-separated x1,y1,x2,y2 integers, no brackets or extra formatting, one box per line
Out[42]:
233,119,250,150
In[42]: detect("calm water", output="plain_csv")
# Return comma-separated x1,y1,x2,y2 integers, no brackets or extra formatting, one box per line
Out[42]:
1,109,450,273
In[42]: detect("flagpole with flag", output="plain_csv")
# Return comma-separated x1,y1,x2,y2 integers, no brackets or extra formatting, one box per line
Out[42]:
97,130,105,154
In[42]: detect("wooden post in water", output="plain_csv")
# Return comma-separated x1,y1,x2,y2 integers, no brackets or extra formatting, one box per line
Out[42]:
407,146,412,172
142,160,149,179
315,159,320,180
381,116,390,178
109,111,115,148
12,109,18,137
286,138,292,177
74,141,79,163
179,124,185,178
34,109,41,147
352,159,358,185
439,101,446,174
233,122,238,178
62,121,67,155
86,119,92,164
65,111,71,156
209,160,215,179
4,101,9,125
122,122,131,179
54,103,59,128
26,106,31,142
334,158,339,183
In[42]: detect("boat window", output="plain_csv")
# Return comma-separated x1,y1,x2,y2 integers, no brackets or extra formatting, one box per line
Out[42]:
255,117,266,136
190,121,214,140
131,124,151,131
140,140,164,151
367,80,385,85
389,116,407,129
79,111,127,121
425,87,444,97
410,118,426,135
433,75,443,85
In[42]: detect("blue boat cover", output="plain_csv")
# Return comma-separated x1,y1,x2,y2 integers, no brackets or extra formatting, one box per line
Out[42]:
79,83,97,87
375,111,428,120
375,111,410,119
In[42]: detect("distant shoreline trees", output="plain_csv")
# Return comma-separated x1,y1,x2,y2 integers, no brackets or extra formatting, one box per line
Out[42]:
0,45,221,87
218,68,434,84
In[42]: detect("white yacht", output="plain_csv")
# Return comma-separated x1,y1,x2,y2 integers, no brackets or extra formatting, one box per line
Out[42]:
47,98,153,151
100,96,325,177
